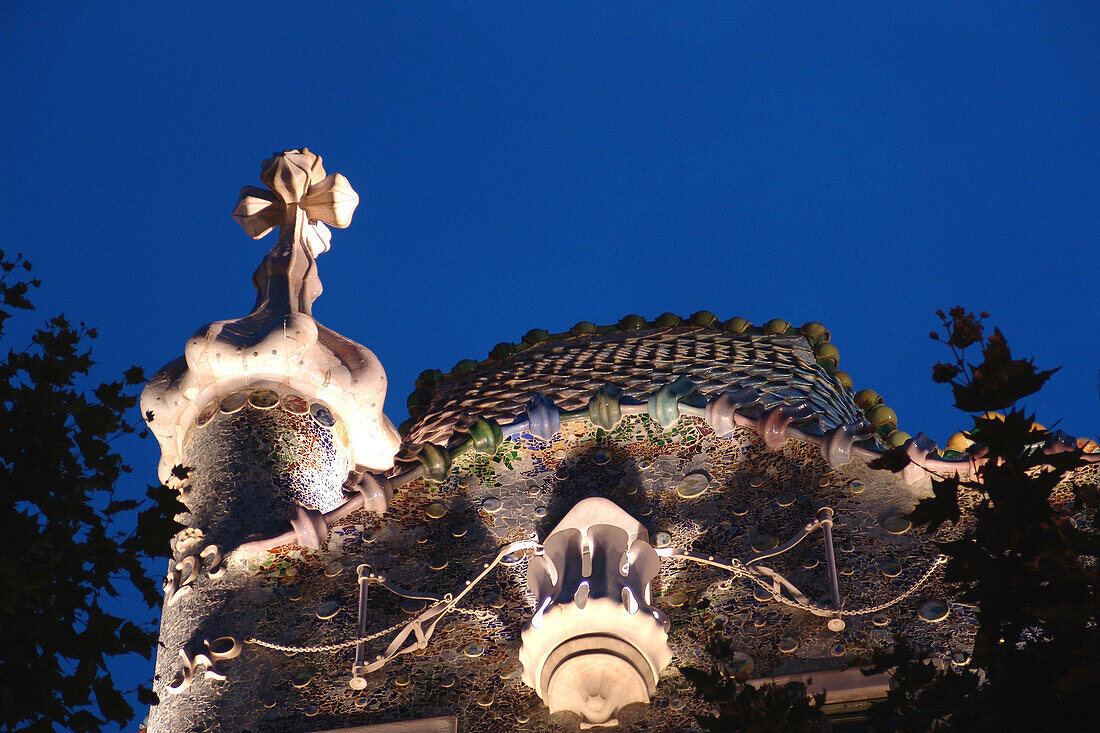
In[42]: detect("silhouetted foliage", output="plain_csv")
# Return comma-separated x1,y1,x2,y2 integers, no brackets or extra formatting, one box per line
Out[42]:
860,636,981,731
865,307,1099,729
0,251,177,731
905,474,960,534
866,445,912,474
682,664,827,732
680,636,827,731
928,307,1059,412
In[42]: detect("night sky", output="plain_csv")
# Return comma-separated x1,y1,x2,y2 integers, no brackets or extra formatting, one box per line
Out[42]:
3,3,1098,729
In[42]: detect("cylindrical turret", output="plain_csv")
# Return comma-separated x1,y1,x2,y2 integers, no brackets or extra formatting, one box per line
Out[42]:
140,150,399,731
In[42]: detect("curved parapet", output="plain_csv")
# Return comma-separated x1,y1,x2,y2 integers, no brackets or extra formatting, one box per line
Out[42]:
142,149,400,486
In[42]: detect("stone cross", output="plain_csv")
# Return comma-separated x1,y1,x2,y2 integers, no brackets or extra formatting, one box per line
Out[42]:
142,148,399,487
232,148,360,316
233,148,359,250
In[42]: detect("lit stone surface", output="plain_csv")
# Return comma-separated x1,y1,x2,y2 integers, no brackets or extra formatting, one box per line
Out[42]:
139,150,1096,730
520,498,672,727
142,149,399,486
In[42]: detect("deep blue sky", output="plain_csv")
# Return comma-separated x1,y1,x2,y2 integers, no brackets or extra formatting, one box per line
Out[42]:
3,2,1098,728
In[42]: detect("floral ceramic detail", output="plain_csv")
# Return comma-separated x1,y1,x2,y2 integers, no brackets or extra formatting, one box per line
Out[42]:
310,403,336,428
281,394,310,414
219,392,248,414
249,389,280,409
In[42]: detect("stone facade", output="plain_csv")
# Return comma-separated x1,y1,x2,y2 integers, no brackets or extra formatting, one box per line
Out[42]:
141,150,1095,732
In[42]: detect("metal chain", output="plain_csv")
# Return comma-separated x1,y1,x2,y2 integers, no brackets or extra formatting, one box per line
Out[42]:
245,540,537,657
246,612,421,653
834,555,948,616
360,618,420,644
247,544,946,655
245,637,360,653
673,552,947,617
454,607,498,622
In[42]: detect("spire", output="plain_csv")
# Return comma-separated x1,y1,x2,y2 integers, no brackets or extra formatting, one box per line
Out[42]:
142,149,400,484
232,148,358,316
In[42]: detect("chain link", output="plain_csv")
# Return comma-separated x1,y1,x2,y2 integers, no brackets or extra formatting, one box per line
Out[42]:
454,607,498,622
245,540,537,657
246,613,429,654
679,553,948,617
245,637,360,653
247,544,946,655
836,555,948,616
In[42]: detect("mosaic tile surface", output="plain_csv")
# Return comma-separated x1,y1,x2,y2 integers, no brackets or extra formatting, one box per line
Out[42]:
149,390,355,733
405,328,862,448
154,413,992,731
183,391,352,549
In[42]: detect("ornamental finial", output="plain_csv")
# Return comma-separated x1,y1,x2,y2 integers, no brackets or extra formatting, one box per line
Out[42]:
142,149,399,485
233,148,359,255
231,149,361,317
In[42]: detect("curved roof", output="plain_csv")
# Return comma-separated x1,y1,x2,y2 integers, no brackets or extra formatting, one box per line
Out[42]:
402,318,862,448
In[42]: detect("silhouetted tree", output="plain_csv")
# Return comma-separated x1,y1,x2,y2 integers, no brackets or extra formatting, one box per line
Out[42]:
681,665,826,732
682,631,827,731
0,251,177,731
865,307,1099,730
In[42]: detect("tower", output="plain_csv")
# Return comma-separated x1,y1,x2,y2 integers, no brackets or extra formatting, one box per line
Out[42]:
142,150,400,730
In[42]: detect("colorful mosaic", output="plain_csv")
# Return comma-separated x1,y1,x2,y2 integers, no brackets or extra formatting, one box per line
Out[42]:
167,413,983,731
143,151,1100,732
404,327,864,449
182,390,352,550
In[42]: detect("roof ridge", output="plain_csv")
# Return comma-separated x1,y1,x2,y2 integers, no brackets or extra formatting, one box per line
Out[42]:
398,310,917,448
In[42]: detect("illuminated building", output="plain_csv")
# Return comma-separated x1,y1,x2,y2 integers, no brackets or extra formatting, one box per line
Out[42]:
143,149,1084,732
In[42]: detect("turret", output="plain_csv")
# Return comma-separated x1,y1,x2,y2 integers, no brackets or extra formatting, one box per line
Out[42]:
140,150,399,730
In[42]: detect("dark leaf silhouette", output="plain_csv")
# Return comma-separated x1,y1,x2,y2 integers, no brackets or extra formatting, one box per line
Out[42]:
123,365,145,384
932,361,961,383
868,445,911,473
952,329,1059,411
683,665,826,732
0,253,173,731
136,685,159,706
868,308,1098,729
906,475,961,532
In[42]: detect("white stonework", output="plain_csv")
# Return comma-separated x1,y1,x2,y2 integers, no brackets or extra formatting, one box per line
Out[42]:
142,149,400,485
521,498,673,727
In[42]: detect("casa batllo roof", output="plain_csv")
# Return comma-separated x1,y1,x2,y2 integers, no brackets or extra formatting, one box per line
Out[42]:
139,151,1099,732
401,315,864,450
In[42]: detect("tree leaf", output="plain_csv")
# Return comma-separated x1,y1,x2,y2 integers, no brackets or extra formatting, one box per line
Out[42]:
106,499,140,514
91,675,132,725
0,253,172,731
868,445,911,473
136,685,159,706
906,476,961,532
952,329,1059,411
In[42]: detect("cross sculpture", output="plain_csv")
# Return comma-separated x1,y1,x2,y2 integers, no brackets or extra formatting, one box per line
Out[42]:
142,147,398,513
232,148,359,318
